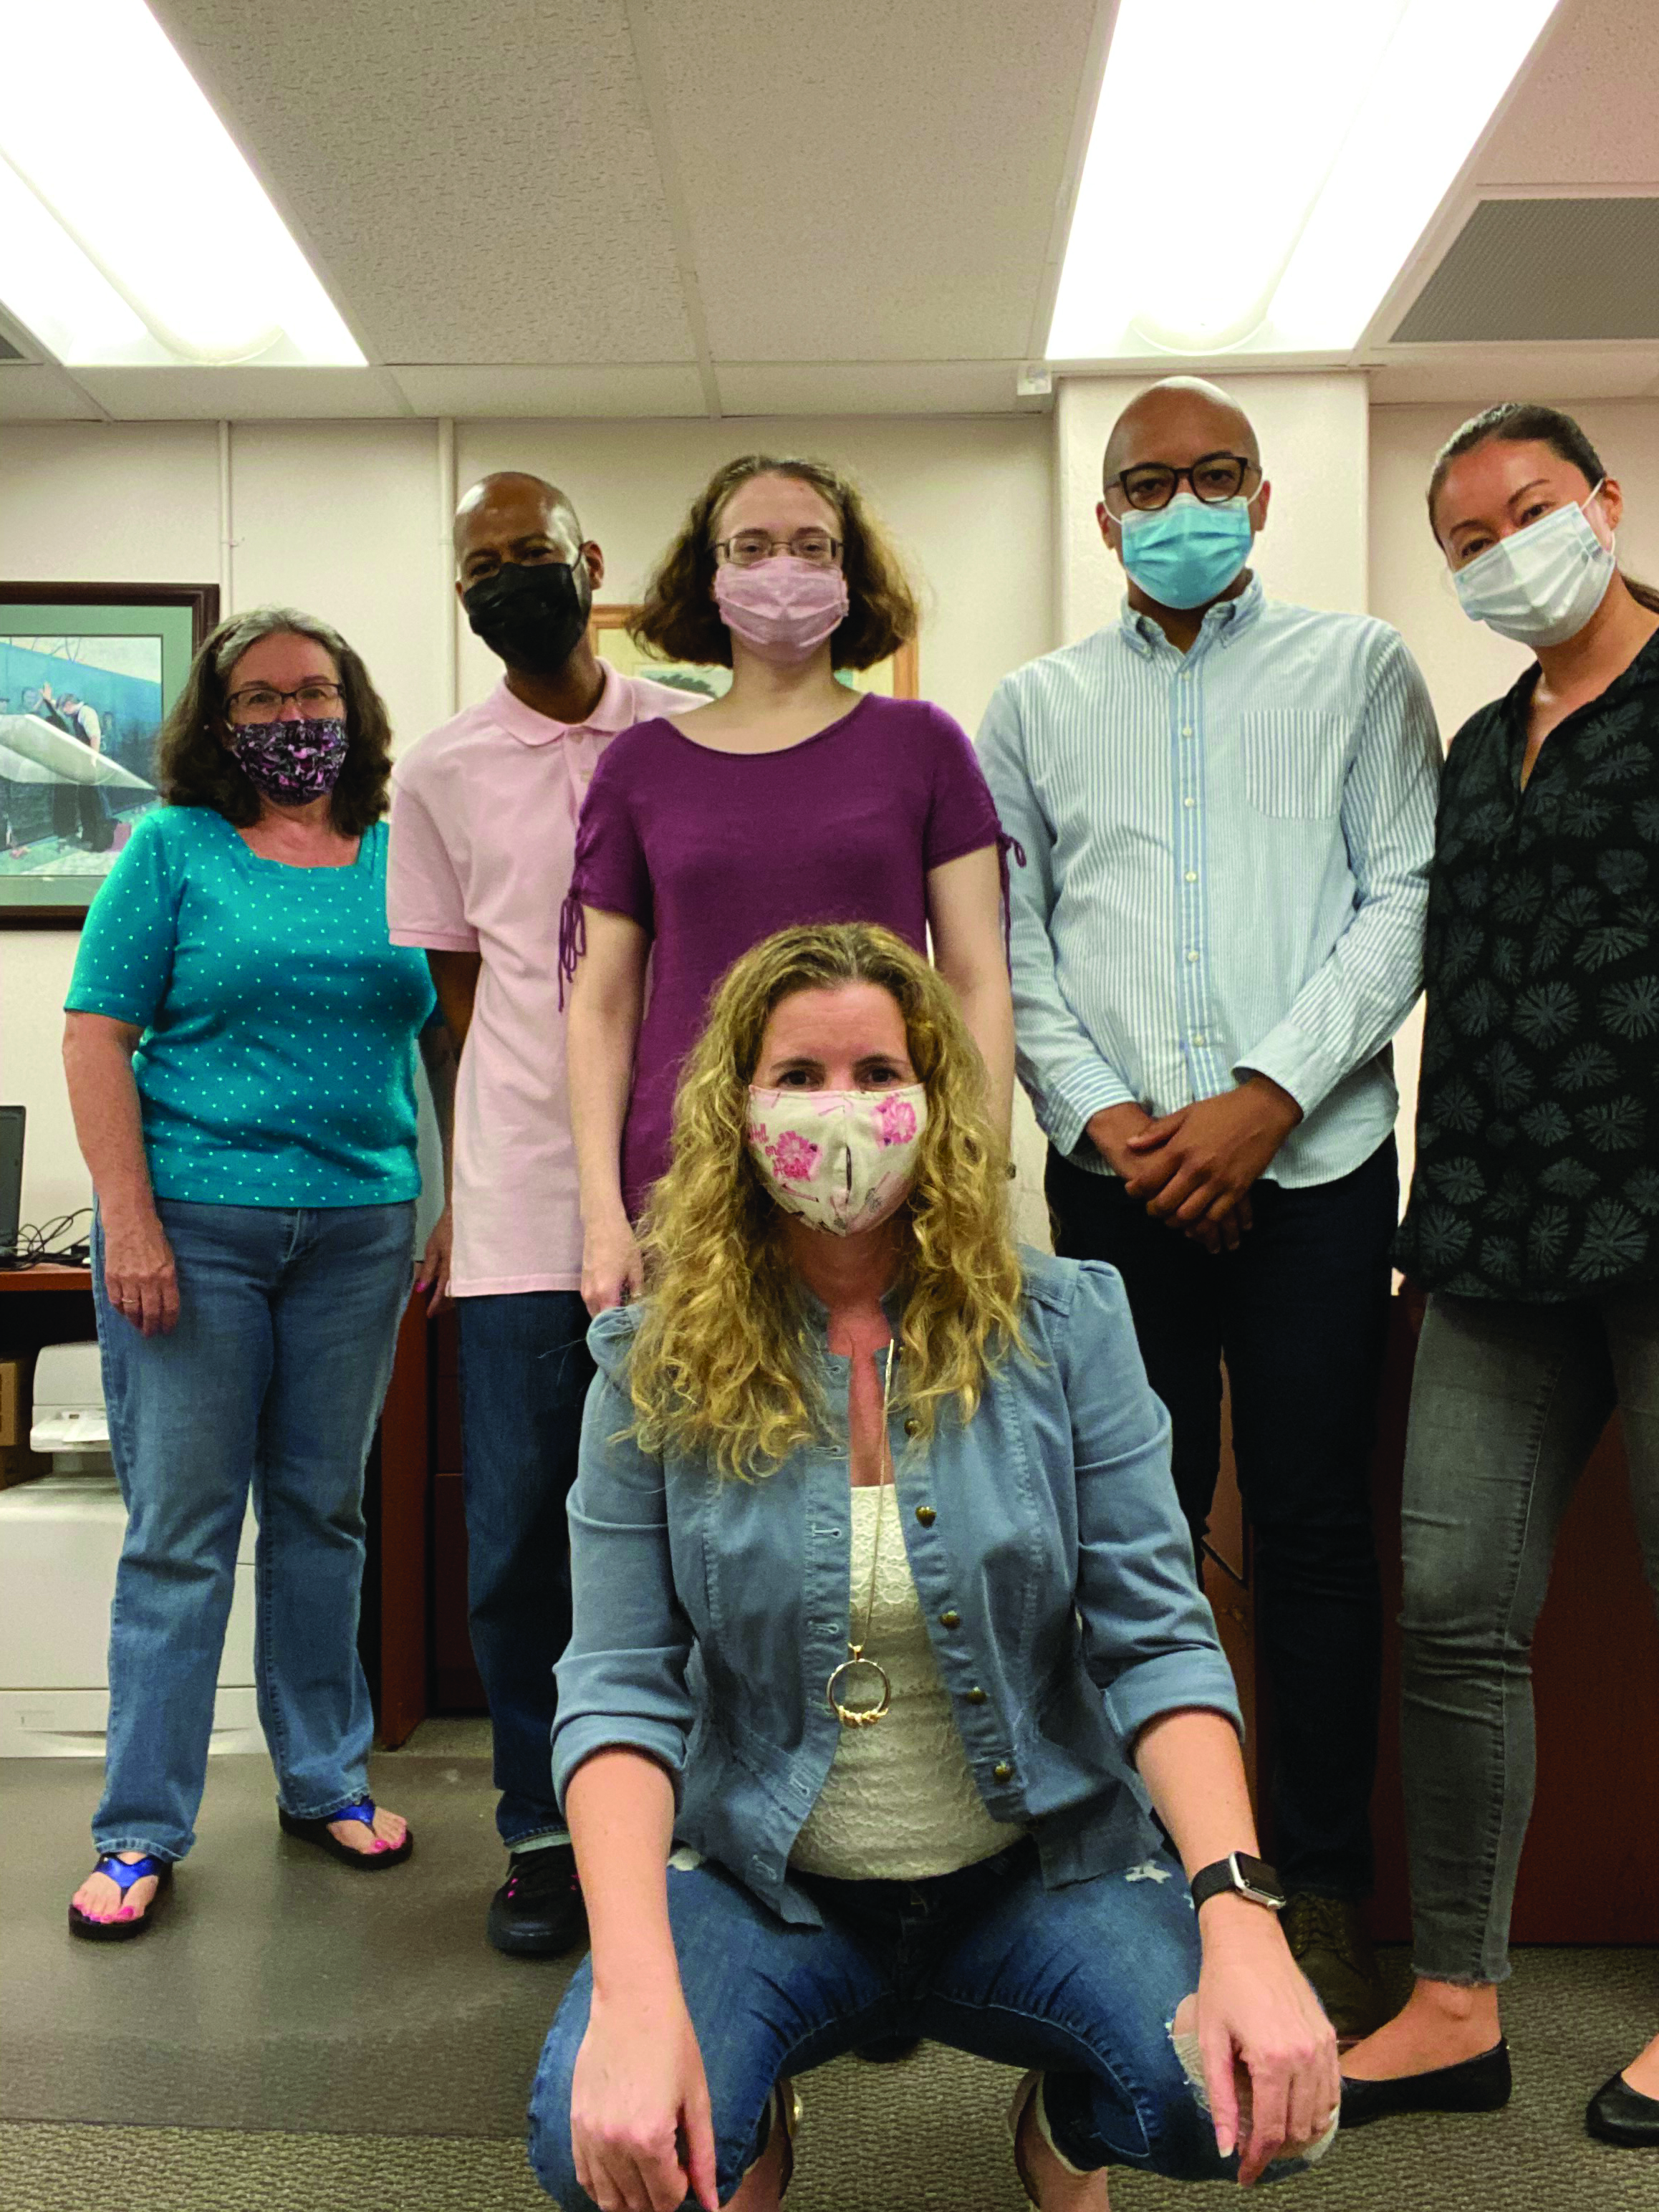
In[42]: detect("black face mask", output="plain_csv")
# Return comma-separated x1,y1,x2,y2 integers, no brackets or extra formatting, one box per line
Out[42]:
461,558,592,675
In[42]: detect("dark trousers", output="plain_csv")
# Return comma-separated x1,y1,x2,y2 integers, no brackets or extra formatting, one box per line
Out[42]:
455,1290,595,1848
1046,1140,1396,1898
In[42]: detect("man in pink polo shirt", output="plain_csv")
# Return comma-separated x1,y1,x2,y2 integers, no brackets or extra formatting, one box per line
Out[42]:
388,471,691,1957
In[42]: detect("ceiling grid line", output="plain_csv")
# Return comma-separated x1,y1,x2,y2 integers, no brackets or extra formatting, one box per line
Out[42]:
620,0,723,420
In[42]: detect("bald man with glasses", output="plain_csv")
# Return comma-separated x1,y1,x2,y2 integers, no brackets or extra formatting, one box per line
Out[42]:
980,376,1442,2042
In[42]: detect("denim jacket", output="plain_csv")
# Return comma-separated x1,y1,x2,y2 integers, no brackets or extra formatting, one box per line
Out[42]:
553,1249,1241,1926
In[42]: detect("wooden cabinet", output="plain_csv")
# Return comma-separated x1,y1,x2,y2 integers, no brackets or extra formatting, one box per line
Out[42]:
1213,1294,1659,1943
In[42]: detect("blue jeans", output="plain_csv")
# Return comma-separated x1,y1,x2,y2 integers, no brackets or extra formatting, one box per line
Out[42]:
92,1198,415,1862
1400,1289,1659,1983
1047,1140,1395,1898
529,1841,1317,2203
456,1291,595,1847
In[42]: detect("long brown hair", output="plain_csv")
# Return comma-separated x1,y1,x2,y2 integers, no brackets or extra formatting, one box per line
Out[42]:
626,923,1025,1479
630,454,920,671
1427,403,1659,615
157,605,394,835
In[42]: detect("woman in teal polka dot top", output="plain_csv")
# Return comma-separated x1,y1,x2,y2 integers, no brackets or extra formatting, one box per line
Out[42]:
61,606,456,1942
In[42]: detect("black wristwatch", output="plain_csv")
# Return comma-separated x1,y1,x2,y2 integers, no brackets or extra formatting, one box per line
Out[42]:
1189,1852,1287,1913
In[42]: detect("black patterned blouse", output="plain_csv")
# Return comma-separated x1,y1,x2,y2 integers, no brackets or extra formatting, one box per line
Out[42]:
1396,628,1659,1300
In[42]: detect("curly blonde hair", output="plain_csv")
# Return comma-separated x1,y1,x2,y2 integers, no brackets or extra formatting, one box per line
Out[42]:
627,923,1026,1478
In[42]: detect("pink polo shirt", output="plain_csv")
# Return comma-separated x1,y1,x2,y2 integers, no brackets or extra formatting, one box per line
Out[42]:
387,666,692,1298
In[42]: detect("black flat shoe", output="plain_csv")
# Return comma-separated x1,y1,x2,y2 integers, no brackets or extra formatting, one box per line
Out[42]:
1339,2040,1511,2129
278,1796,413,1870
1587,2071,1659,2147
487,1844,586,1958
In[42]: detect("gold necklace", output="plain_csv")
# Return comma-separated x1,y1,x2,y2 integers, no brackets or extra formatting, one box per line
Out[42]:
825,1340,896,1728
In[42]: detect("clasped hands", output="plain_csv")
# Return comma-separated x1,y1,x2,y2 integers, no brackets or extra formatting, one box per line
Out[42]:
1087,1078,1302,1254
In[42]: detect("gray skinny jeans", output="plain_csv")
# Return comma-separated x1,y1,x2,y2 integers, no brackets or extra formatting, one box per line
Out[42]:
1399,1288,1659,1985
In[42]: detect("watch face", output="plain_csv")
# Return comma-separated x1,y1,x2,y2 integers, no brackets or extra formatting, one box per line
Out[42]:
1234,1853,1286,1903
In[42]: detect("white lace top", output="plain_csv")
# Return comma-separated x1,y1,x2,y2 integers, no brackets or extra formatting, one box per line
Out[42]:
790,1485,1026,1881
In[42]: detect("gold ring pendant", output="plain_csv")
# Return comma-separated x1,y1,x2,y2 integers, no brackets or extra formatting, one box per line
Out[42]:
826,1653,891,1727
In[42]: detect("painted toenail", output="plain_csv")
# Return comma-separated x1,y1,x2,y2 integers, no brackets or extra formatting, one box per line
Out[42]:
117,1908,136,1919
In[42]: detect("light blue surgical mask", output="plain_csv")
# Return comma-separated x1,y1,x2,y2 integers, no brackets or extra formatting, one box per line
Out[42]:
1453,485,1616,648
1116,490,1256,610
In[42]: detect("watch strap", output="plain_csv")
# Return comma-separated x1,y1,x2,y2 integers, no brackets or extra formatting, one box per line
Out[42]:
1189,1852,1285,1912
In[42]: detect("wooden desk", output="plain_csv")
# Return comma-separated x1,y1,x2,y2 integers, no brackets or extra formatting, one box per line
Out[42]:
0,1264,433,1750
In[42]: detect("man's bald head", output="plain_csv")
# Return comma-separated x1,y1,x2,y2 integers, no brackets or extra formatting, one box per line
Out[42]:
1102,377,1261,493
453,472,584,574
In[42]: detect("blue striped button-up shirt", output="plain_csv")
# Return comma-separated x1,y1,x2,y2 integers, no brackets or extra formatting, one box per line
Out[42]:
978,578,1443,1189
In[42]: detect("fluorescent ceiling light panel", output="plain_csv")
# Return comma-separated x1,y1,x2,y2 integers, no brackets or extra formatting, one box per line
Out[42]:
1047,0,1562,360
0,0,362,366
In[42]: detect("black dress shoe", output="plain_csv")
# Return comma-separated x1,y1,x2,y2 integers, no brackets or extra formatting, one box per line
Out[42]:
1586,2070,1659,2147
1338,2041,1511,2129
855,2037,923,2064
487,1844,587,1958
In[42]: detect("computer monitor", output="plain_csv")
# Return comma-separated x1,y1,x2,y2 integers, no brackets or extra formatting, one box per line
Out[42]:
0,1106,23,1256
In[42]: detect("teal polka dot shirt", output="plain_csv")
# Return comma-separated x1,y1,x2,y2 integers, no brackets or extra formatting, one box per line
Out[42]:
66,807,437,1208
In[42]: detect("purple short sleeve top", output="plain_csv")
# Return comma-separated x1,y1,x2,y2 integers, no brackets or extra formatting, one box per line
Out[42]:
567,691,1004,1214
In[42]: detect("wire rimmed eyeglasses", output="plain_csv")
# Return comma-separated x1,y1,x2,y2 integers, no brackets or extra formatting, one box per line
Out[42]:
225,681,345,718
713,530,843,567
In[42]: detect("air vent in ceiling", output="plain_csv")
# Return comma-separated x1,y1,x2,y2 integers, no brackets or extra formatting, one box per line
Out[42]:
1392,198,1659,345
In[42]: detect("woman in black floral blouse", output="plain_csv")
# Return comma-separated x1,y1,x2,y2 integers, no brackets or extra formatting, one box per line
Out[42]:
1342,406,1659,2148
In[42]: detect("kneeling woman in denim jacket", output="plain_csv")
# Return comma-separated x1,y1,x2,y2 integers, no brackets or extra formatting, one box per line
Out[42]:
61,607,454,1940
530,922,1338,2211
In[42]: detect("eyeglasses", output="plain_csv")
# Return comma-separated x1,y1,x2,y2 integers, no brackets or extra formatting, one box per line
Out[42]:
713,530,842,568
1108,454,1259,512
225,681,345,719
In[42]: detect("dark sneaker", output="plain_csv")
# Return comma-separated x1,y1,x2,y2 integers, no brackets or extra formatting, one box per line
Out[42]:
1282,1893,1386,2044
487,1844,587,1958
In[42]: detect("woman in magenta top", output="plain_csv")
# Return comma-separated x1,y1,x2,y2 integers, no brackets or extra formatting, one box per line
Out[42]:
565,453,1014,1310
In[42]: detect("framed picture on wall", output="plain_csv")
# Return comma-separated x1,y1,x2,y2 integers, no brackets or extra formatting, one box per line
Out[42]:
0,582,219,926
587,605,918,703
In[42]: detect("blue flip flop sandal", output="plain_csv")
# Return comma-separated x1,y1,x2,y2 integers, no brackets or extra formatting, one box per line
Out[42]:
68,1852,173,1942
278,1796,413,1870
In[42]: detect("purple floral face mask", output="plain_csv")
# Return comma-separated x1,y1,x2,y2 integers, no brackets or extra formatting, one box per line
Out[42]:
746,1084,928,1235
229,716,348,807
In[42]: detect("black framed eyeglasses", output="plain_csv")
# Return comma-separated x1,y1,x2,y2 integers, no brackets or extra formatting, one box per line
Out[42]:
713,529,842,568
1108,453,1259,512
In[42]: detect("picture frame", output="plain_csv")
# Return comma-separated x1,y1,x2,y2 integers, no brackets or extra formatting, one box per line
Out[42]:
0,581,220,928
587,605,918,703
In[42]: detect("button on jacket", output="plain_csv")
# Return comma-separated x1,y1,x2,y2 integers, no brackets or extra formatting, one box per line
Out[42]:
978,580,1442,1189
553,1249,1241,1926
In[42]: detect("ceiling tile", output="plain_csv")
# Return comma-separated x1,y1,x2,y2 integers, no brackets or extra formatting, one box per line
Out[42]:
574,0,1100,363
390,365,707,417
1477,0,1659,187
154,0,698,364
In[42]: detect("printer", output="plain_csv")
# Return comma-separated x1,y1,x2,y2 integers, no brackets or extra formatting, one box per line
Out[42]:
0,1342,259,1756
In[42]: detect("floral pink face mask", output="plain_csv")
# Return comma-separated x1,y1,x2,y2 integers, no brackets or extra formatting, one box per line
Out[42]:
746,1085,928,1236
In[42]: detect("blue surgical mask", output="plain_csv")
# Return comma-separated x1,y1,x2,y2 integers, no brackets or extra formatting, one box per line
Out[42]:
1116,491,1256,610
1453,486,1615,648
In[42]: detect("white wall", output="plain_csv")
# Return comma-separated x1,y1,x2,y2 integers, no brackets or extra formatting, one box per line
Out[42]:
1370,396,1659,1191
1,413,1053,1231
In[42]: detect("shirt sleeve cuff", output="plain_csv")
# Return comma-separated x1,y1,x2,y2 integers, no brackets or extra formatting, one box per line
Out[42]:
1233,1020,1342,1119
552,1720,688,1817
387,924,479,952
1103,1650,1245,1748
1039,1059,1140,1157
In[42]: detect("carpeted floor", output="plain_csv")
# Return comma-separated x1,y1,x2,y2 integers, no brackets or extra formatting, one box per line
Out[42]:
3,1727,1653,2210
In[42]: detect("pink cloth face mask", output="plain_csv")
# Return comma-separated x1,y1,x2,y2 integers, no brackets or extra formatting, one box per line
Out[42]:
714,556,850,664
746,1085,928,1235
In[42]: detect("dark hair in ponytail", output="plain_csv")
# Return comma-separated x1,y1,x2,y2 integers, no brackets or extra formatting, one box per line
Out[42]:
1427,403,1659,615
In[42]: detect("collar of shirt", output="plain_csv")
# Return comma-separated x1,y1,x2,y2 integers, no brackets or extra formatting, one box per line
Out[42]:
487,660,638,749
1117,572,1265,660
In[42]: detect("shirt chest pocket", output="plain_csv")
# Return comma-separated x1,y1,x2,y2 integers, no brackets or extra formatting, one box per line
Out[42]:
1239,711,1350,821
